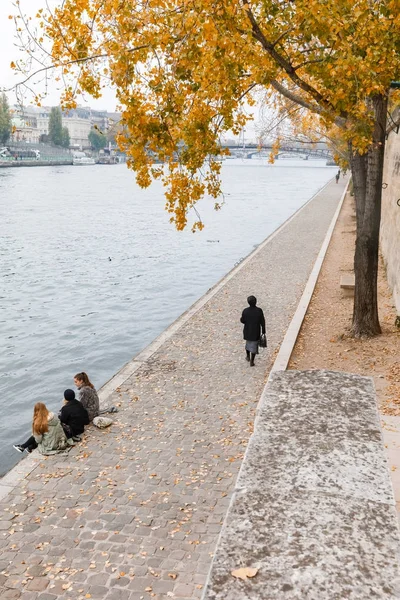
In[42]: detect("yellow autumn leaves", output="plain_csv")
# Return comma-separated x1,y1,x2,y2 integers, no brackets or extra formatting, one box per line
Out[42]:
13,0,400,230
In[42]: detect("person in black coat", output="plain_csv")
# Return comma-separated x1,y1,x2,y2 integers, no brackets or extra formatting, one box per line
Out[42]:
59,389,89,441
240,295,266,367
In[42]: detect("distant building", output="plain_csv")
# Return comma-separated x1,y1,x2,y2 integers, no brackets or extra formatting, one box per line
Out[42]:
10,105,121,149
62,113,92,147
11,107,40,143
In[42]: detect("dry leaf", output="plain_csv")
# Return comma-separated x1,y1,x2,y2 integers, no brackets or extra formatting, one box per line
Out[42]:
231,567,259,581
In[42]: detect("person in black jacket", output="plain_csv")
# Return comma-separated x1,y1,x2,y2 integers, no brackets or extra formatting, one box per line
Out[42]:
59,389,89,441
240,295,266,367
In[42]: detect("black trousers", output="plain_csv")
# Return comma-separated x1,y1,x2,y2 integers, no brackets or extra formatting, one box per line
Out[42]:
21,436,38,451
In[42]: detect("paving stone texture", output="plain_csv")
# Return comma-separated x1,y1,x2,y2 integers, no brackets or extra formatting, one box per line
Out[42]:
0,179,346,599
204,370,400,599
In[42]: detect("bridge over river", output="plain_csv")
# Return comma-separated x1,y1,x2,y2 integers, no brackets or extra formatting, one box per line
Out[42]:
222,141,333,161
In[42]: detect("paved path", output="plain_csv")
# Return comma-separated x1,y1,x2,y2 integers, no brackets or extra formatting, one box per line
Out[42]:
0,178,347,600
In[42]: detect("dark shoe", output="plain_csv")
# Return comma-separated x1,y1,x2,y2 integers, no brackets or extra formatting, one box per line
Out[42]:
250,361,255,367
246,355,250,362
13,445,25,453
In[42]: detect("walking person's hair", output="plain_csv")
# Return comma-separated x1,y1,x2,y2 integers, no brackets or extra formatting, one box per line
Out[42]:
247,295,257,307
74,372,94,389
32,403,49,436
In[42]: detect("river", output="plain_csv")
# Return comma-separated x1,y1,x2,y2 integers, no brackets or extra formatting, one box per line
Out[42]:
0,158,336,475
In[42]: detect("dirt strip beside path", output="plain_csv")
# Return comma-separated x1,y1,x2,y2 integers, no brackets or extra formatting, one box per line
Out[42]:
289,189,400,515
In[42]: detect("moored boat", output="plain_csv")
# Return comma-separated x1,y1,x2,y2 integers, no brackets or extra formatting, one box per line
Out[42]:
73,152,96,165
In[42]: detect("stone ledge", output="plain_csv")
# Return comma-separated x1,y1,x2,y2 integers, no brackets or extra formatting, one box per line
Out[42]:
340,274,355,297
340,274,355,288
203,370,400,600
204,489,400,600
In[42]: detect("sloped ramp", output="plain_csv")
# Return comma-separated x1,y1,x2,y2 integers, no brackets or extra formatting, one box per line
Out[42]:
203,370,400,600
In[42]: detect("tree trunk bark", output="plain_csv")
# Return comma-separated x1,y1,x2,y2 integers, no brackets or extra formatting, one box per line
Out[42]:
350,93,388,337
348,141,367,236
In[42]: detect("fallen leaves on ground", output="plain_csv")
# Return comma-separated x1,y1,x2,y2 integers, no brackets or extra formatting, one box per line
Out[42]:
231,567,259,580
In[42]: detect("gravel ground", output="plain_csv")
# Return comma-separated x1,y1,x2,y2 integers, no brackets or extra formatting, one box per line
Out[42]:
0,177,345,600
289,188,400,415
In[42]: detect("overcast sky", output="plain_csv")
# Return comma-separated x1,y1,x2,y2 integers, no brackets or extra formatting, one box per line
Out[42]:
0,0,258,137
0,0,119,111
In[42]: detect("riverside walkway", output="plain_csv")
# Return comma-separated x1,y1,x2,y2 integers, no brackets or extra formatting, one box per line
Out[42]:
0,177,347,600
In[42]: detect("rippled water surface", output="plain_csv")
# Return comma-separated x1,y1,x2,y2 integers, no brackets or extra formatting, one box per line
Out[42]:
0,158,336,474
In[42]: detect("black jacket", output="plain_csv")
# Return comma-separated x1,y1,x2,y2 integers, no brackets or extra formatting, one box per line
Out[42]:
59,399,89,436
240,306,266,341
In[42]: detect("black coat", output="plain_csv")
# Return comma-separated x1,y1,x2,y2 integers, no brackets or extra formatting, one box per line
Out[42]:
59,399,89,436
240,306,266,341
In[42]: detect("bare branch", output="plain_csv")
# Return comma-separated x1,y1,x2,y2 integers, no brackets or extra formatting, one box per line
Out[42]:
5,44,150,93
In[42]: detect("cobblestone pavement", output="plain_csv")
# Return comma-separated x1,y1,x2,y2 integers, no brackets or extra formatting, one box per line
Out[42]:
0,179,347,600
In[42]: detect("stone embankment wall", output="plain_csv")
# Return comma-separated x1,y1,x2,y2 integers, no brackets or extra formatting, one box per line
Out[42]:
381,111,400,315
0,160,73,168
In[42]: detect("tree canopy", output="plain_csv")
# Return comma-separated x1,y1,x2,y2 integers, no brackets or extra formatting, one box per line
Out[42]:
48,106,63,146
0,93,12,145
48,107,70,147
89,127,106,151
10,0,400,336
18,0,399,230
61,126,70,148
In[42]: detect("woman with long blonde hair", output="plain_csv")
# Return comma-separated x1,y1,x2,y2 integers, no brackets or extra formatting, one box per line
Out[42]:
33,402,49,436
14,402,68,455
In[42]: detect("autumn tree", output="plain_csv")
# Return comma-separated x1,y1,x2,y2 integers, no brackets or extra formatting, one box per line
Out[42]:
11,0,400,336
0,93,12,145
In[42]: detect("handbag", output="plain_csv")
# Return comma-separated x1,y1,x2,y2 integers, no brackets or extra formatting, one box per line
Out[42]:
259,333,267,348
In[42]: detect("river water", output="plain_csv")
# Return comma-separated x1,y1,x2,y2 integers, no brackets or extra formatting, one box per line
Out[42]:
0,158,336,475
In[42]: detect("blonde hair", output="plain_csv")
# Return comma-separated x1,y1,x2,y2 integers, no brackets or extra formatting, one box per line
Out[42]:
32,402,49,436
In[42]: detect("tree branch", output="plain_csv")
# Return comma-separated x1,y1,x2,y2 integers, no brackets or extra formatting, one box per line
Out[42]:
270,80,346,127
272,24,297,48
293,58,326,71
241,0,348,121
5,44,149,92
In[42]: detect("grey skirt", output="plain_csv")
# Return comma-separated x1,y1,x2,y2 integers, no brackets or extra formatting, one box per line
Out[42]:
245,340,259,354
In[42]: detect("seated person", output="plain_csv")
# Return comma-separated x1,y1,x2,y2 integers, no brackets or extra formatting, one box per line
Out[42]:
74,372,100,422
59,389,89,441
14,402,68,455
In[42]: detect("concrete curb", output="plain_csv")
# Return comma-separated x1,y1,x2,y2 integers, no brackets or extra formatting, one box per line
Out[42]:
269,180,349,375
0,455,42,501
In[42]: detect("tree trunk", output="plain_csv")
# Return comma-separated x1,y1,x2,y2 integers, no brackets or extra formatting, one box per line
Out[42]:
348,141,367,236
350,94,388,337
